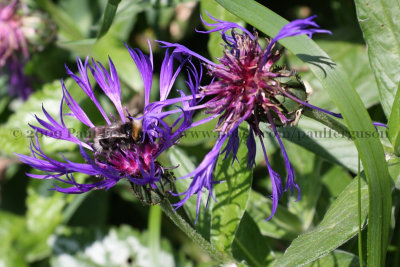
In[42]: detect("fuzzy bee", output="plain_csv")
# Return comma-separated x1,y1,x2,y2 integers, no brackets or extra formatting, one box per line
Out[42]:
89,119,142,153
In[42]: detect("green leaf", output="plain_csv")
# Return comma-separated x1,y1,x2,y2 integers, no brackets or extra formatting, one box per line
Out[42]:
247,191,302,240
19,180,70,261
355,0,400,118
37,0,84,41
279,117,359,172
97,0,122,39
92,36,143,92
321,165,352,201
231,212,271,267
169,147,211,240
200,0,244,60
0,79,82,157
274,177,368,267
215,2,391,265
284,142,323,230
0,211,26,257
211,128,253,252
56,38,97,56
303,250,359,267
388,157,400,190
387,82,400,154
288,41,380,111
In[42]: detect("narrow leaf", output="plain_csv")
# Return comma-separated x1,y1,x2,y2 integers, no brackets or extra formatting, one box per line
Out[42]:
274,177,368,267
97,0,122,39
303,250,359,267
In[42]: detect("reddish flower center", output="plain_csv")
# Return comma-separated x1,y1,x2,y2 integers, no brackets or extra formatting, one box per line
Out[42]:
202,32,284,133
106,142,160,177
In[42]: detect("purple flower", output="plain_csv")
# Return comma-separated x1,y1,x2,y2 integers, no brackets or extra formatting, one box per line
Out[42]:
16,45,199,197
0,0,32,100
159,14,338,219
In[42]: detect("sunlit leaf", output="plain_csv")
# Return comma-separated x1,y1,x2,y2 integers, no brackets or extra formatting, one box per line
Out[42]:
274,177,368,267
247,191,302,240
355,0,400,118
303,250,359,267
211,128,253,252
169,147,211,240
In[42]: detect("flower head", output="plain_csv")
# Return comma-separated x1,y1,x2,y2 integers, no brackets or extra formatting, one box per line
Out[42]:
159,14,339,219
17,45,199,203
1,0,56,100
0,0,31,99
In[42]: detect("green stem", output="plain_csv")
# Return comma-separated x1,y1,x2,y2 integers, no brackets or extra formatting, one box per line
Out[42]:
358,157,364,267
148,205,162,267
62,192,91,224
303,107,352,139
159,199,231,263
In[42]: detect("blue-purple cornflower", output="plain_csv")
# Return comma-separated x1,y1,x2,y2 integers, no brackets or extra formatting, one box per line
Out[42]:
158,14,341,219
17,45,199,198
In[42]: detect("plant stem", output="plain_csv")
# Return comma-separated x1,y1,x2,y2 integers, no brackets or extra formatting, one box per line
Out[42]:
303,107,352,139
148,205,161,267
159,199,231,263
358,157,364,267
62,192,91,224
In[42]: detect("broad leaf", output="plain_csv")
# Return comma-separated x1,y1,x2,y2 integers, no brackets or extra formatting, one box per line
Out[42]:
285,142,323,230
231,212,272,267
211,128,253,251
20,180,70,261
355,0,400,118
0,79,82,157
247,191,302,240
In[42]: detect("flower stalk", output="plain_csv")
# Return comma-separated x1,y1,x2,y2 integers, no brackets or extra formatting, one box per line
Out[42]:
159,199,233,263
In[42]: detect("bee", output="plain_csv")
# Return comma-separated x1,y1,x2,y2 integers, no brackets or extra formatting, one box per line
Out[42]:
89,118,142,153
